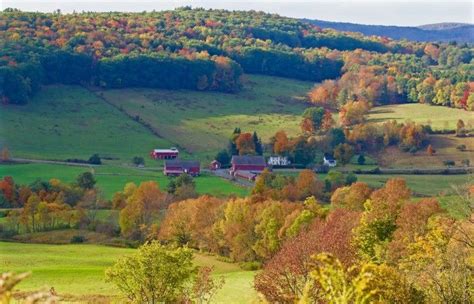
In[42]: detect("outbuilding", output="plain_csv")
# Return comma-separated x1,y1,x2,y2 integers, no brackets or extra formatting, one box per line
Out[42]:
164,159,200,176
209,160,221,170
151,147,179,160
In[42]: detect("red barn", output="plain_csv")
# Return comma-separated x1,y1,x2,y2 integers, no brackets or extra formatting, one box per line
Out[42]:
164,159,200,176
151,148,179,160
209,160,221,171
230,155,266,172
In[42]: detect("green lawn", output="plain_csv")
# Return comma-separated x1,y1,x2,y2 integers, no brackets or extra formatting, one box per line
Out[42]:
367,103,474,131
100,75,312,160
0,242,257,303
0,163,249,199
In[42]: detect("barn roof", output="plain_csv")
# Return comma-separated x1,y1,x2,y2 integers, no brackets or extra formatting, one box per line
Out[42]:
231,155,266,166
164,159,200,168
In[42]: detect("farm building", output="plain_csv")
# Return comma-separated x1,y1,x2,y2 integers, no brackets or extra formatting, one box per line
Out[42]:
164,159,200,176
209,160,221,170
151,147,179,159
234,170,259,181
231,155,267,172
323,155,337,167
268,156,291,166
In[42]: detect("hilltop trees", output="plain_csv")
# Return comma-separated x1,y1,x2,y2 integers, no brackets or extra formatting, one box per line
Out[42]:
0,9,472,108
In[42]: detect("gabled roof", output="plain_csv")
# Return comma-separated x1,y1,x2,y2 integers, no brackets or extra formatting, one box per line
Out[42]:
164,159,200,168
231,155,266,166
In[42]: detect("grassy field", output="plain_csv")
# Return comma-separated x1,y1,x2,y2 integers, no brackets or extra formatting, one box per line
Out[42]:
276,170,469,197
367,103,474,131
0,85,171,163
0,163,249,199
377,135,473,168
0,241,257,303
100,75,312,160
355,173,471,197
0,75,312,163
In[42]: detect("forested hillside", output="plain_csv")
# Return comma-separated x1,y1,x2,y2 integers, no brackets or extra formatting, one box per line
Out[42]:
0,7,472,110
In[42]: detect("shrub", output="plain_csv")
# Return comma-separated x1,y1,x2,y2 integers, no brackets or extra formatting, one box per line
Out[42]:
443,160,455,167
70,235,85,243
357,154,366,165
345,173,358,185
88,154,102,165
132,156,145,166
239,261,262,271
456,144,467,151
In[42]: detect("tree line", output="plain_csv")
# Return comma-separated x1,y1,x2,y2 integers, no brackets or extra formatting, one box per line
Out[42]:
3,8,472,108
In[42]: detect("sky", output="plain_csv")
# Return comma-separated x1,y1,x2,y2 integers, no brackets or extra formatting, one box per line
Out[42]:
2,0,473,26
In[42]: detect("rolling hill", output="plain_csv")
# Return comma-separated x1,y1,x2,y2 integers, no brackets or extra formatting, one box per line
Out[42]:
303,19,474,42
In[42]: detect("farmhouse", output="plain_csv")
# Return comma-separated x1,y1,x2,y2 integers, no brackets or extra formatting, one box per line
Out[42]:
151,147,179,159
268,156,291,166
323,155,337,167
164,159,200,176
231,155,267,172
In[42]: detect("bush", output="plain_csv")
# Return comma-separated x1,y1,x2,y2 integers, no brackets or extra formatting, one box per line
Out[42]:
88,154,102,165
443,160,455,167
239,261,262,271
345,173,358,185
132,156,145,166
456,144,467,151
357,154,366,165
461,159,470,167
70,235,85,243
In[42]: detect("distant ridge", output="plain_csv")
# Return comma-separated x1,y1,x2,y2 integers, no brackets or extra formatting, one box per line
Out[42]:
418,22,471,31
303,19,474,43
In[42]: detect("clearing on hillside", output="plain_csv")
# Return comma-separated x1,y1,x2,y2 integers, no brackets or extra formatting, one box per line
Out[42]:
367,103,474,131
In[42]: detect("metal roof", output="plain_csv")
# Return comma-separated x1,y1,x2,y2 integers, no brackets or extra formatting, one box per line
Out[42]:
231,155,266,166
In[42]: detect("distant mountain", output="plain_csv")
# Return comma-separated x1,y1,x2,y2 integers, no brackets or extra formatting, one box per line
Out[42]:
418,22,471,31
303,19,474,43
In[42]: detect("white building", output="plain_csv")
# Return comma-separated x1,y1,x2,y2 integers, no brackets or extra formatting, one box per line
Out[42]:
323,155,337,167
268,156,291,166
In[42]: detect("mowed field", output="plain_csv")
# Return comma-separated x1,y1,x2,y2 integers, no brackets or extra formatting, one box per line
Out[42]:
0,85,171,163
100,75,311,160
0,242,257,303
367,103,474,131
0,75,311,163
0,163,249,199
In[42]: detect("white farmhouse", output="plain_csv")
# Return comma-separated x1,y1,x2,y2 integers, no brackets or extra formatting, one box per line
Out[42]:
323,155,337,167
268,156,291,166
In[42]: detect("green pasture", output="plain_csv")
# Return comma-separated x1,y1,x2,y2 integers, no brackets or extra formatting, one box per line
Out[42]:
0,241,257,303
0,85,171,164
100,75,312,160
0,163,249,199
367,103,474,131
